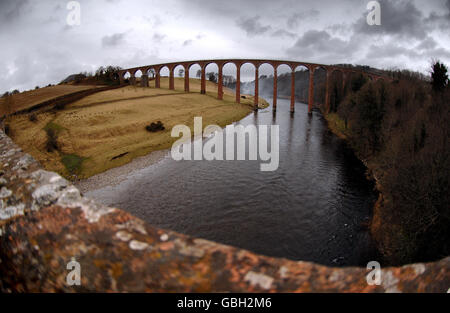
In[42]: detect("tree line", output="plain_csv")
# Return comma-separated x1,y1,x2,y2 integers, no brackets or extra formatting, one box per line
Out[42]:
325,61,449,265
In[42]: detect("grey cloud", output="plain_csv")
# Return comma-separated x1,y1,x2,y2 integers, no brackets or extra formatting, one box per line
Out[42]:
236,16,272,37
366,44,420,61
288,30,344,50
351,0,450,67
326,23,353,35
0,0,449,94
271,29,296,38
183,40,193,47
354,0,428,39
180,0,334,21
416,37,438,51
181,0,277,16
102,33,127,47
425,0,450,31
287,10,320,29
0,0,29,22
363,42,450,69
286,30,357,61
153,33,166,43
3,49,84,92
144,15,163,29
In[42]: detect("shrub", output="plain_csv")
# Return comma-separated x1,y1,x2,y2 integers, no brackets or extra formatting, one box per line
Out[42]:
94,65,122,85
45,128,58,152
145,121,165,132
4,124,10,135
61,154,84,175
29,113,38,122
351,73,368,92
54,101,68,111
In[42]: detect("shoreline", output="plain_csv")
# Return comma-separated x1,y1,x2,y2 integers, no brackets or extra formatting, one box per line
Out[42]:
8,80,265,181
321,110,384,260
75,148,169,194
74,102,381,267
75,97,270,194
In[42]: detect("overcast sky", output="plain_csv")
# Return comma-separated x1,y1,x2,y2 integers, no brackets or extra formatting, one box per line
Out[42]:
1,0,449,93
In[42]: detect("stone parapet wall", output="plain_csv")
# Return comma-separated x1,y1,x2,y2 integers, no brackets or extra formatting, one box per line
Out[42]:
0,131,448,292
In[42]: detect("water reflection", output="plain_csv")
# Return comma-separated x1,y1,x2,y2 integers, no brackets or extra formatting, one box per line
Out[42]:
85,99,378,266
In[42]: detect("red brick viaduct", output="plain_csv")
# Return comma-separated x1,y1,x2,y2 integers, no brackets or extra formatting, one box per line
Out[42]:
117,59,387,113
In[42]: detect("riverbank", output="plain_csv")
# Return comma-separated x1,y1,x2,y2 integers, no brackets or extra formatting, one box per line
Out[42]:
76,148,169,194
322,111,384,257
323,72,450,266
80,100,379,266
7,78,268,180
3,124,447,292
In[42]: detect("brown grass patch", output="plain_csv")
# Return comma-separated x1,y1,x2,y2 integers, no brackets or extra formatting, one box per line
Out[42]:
7,78,265,179
0,84,104,116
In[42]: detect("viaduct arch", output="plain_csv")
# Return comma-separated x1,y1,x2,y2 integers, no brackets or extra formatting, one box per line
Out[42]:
117,59,388,114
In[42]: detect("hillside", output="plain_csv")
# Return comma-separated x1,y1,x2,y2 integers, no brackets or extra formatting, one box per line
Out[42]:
323,66,449,265
0,84,105,116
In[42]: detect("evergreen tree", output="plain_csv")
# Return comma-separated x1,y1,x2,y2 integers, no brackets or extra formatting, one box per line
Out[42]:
431,61,448,92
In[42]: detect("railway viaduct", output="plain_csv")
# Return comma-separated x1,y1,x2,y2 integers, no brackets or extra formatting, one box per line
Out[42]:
117,59,387,113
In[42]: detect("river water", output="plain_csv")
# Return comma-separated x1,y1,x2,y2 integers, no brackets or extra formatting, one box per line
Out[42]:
85,99,379,266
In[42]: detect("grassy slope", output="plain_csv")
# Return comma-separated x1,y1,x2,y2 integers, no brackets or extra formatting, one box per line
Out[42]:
8,77,268,179
0,85,104,116
322,113,350,140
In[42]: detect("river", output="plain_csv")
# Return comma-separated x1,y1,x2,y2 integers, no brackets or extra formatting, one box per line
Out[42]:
84,99,379,267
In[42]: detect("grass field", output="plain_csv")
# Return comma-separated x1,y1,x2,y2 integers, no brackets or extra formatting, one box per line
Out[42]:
0,84,104,116
7,77,268,179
